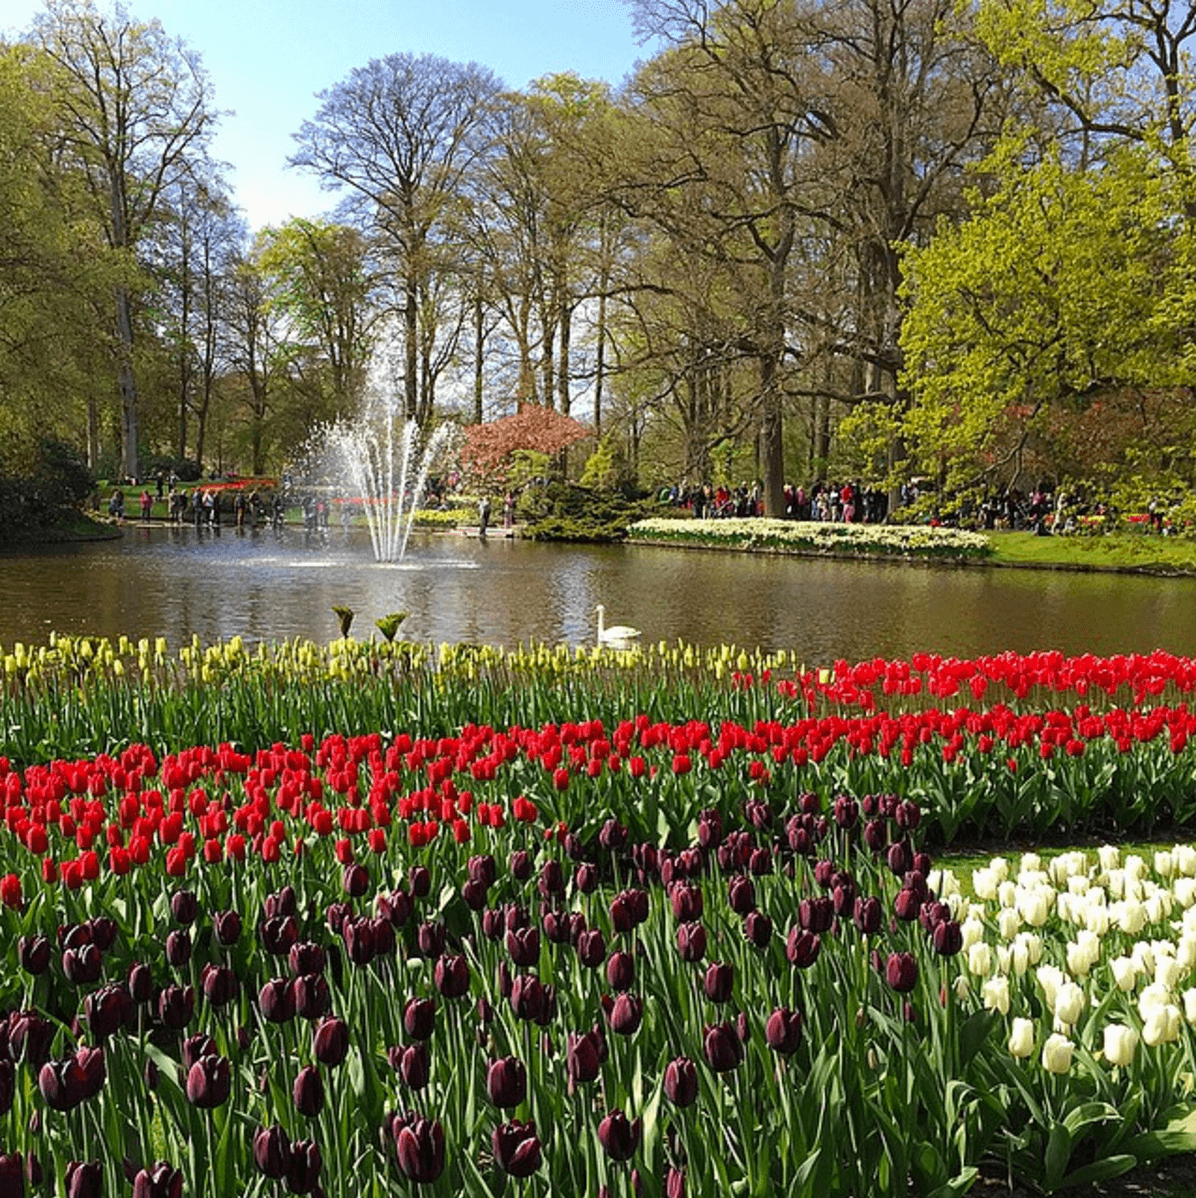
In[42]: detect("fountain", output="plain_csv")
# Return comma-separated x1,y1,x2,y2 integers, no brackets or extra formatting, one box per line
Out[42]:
319,335,455,563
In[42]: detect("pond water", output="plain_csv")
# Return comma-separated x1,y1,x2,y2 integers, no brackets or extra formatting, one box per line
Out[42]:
4,522,1196,662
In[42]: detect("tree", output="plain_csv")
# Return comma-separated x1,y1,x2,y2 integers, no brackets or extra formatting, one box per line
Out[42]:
30,0,217,479
290,53,501,426
460,405,590,487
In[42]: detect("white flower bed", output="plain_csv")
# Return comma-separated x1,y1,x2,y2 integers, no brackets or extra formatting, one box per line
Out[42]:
629,517,992,558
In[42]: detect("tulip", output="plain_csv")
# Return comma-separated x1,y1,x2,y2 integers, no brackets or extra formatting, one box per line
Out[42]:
258,978,295,1024
182,1034,217,1071
85,983,132,1039
213,909,242,946
285,1140,321,1196
932,920,963,956
608,993,643,1036
378,888,413,927
703,962,734,1004
186,1054,231,1108
253,1125,291,1179
164,929,191,968
65,1159,102,1198
342,917,375,964
292,1064,324,1117
293,973,331,1020
131,1162,183,1198
676,922,706,962
170,890,198,925
0,1155,19,1198
885,952,918,993
1008,1017,1035,1059
403,997,436,1041
156,985,194,1031
539,860,565,897
1102,1023,1138,1067
765,1007,803,1054
391,1042,430,1090
662,1056,698,1107
434,954,471,999
313,1017,349,1067
703,1022,742,1072
18,935,51,976
493,1118,543,1177
727,875,755,915
260,914,298,955
509,851,532,881
1053,981,1085,1027
417,921,447,958
482,908,506,941
566,1032,601,1087
577,929,607,968
506,926,540,967
510,975,548,1023
288,942,326,976
670,883,703,922
62,944,102,985
607,951,635,991
469,854,497,887
1041,1032,1074,1074
200,964,239,1008
8,1011,53,1066
486,1056,527,1109
392,1111,446,1183
853,896,882,936
265,886,298,919
575,862,599,893
598,1109,642,1163
785,929,821,969
343,862,369,897
742,911,773,949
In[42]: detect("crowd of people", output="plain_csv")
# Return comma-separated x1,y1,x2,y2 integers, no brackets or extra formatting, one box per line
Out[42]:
663,479,890,524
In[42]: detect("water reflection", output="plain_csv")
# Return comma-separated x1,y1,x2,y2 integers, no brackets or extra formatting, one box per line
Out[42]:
2,525,1195,661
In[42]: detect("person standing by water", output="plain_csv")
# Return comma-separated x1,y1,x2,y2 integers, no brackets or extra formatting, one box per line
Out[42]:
139,489,152,522
478,495,491,537
503,490,515,529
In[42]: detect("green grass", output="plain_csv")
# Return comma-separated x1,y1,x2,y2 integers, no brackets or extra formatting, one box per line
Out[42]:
989,530,1196,572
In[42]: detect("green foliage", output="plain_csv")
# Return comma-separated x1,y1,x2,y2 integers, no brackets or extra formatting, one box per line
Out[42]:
517,481,662,542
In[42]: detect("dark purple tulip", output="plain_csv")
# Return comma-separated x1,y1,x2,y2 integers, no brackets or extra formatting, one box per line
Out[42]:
285,1140,321,1196
676,922,706,962
742,911,773,949
132,1162,183,1198
539,860,564,898
863,819,888,853
62,944,102,985
170,890,198,925
669,883,702,922
486,1056,526,1109
313,1017,349,1067
181,1033,216,1072
200,964,239,1008
213,909,242,946
59,922,91,950
482,907,506,941
87,917,117,952
697,808,723,848
164,929,191,968
9,1010,53,1066
186,1054,231,1108
378,888,412,927
833,795,859,829
390,1042,430,1090
919,900,950,933
18,935,51,975
392,1112,445,1183
468,854,497,887
539,910,570,945
416,921,446,959
66,1159,102,1198
666,1166,687,1198
293,973,331,1020
38,1058,82,1111
577,929,607,969
886,952,918,993
508,851,532,881
799,897,833,934
370,916,397,957
765,1008,803,1054
85,983,132,1039
24,1151,41,1188
745,797,773,829
506,926,540,967
292,1064,324,1117
265,886,298,919
609,892,634,934
913,850,933,877
608,993,642,1036
343,862,369,897
703,1022,742,1073
403,997,436,1041
785,929,821,969
663,1056,698,1107
853,896,882,936
606,950,635,991
703,962,733,1004
510,975,546,1023
325,903,350,935
253,1125,291,1179
0,1154,21,1198
893,888,921,922
566,1031,600,1087
342,917,375,965
727,876,756,915
599,818,627,851
434,954,470,1000
895,800,922,830
408,865,432,898
887,842,911,877
157,985,194,1031
288,942,326,977
575,863,599,894
932,920,963,957
597,1109,641,1162
748,846,772,875
260,914,298,955
461,879,488,910
259,978,295,1024
493,1118,542,1178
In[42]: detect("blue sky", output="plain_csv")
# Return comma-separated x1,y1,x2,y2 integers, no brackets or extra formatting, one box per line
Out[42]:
2,0,649,229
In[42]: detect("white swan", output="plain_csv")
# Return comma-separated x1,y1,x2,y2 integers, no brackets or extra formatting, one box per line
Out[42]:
595,604,641,648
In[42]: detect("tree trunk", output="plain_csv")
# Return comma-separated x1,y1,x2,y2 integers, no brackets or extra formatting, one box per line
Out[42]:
404,276,419,422
474,289,484,424
115,286,139,479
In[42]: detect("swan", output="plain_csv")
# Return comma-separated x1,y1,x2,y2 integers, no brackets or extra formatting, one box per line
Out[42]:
595,604,641,648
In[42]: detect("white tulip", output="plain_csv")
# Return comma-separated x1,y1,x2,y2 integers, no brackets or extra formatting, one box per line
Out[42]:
1054,981,1085,1026
1174,877,1196,909
1155,851,1175,879
1037,964,1064,1010
1142,1003,1182,1047
967,942,992,977
962,916,987,951
982,976,1010,1015
1016,931,1043,966
1175,845,1196,877
997,881,1018,909
1156,954,1184,991
1184,988,1196,1024
1139,982,1171,1021
1102,1023,1138,1067
1008,1018,1036,1059
996,908,1021,942
1110,956,1138,992
1117,899,1147,935
1042,1032,1074,1073
1097,844,1121,873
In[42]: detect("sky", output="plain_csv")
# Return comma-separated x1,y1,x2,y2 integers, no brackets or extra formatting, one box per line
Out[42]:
1,0,650,229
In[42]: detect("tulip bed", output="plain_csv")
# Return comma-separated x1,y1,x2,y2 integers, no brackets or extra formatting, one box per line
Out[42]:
4,643,1196,1195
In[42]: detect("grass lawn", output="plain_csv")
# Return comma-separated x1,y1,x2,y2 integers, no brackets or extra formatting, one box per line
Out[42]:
989,530,1196,573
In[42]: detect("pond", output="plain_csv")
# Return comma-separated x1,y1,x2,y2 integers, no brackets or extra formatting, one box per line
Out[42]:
4,522,1196,662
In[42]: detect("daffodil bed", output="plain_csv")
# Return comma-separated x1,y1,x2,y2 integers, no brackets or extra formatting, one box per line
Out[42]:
0,639,1195,1196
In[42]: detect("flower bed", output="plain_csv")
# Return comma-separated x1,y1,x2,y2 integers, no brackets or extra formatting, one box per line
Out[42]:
628,517,993,560
0,730,1194,1196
